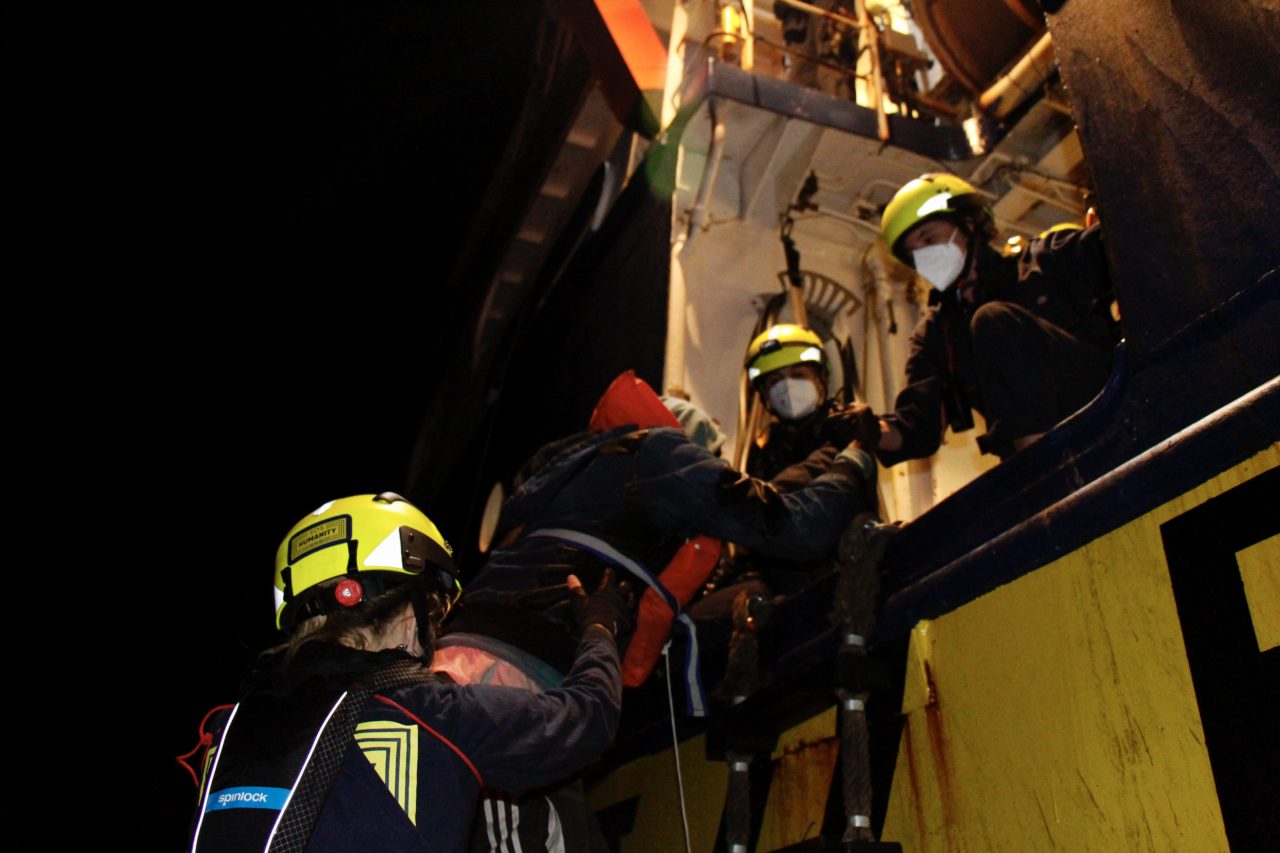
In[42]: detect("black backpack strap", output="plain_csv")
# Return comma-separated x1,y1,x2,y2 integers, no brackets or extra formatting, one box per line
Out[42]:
268,689,371,853
272,661,439,853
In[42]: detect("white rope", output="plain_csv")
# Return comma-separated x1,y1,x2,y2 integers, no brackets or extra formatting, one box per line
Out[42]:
663,643,694,853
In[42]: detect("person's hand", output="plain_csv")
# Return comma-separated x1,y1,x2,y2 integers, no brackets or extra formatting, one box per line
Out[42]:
818,403,882,451
567,569,635,646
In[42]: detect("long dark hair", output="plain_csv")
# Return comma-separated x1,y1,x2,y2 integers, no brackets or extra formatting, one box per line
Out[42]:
274,579,445,666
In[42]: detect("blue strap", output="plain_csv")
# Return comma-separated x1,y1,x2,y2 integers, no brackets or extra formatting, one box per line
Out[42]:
675,612,705,717
527,529,707,717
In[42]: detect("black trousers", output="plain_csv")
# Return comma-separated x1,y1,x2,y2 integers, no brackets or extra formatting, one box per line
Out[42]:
970,301,1113,457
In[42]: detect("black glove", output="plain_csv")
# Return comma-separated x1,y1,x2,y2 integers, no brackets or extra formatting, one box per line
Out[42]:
818,403,882,451
569,569,636,646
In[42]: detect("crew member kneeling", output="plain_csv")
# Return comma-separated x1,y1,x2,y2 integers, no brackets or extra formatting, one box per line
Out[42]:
873,173,1120,461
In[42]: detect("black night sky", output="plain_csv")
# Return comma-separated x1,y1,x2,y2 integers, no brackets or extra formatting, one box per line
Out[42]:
18,4,542,846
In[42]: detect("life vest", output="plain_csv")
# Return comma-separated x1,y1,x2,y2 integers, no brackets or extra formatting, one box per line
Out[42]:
527,529,719,717
623,534,720,690
188,659,432,853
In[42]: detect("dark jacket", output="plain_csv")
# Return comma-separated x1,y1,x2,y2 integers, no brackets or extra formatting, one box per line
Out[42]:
879,225,1119,464
745,400,841,488
448,424,869,672
188,632,620,853
735,401,856,593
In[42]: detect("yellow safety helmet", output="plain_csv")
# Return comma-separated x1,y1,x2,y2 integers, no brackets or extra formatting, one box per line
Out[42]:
1038,222,1083,239
744,323,827,385
880,173,991,265
273,492,460,632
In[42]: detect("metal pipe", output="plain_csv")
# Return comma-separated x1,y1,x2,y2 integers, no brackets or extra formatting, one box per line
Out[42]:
669,105,726,397
689,105,727,235
859,242,905,518
790,207,883,238
977,31,1056,118
664,229,690,394
853,0,890,141
1006,181,1084,215
860,243,901,408
664,130,692,395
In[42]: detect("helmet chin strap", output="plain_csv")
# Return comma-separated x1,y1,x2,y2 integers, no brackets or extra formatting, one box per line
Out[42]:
408,580,438,663
953,218,982,297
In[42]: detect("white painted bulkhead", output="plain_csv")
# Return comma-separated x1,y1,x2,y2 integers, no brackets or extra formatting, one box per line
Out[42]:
652,0,1087,522
663,97,999,522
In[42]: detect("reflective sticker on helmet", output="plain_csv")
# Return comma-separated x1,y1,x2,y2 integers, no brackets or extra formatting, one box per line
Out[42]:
205,786,290,812
289,516,350,563
364,528,406,571
916,192,954,218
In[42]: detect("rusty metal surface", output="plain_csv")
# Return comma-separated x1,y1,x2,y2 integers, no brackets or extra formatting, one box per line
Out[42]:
912,0,1047,95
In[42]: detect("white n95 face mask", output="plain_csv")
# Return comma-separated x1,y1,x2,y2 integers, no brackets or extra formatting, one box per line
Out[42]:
912,231,967,291
768,378,821,420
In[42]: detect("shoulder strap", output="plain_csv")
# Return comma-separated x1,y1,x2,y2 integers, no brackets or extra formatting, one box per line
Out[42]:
268,690,367,853
272,661,438,852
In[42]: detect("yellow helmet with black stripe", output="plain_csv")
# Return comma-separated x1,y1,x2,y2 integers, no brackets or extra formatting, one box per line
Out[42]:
273,492,459,631
1039,221,1083,239
881,172,992,265
744,323,827,386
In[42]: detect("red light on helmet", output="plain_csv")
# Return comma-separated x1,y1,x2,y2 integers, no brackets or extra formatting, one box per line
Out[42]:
334,578,364,608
